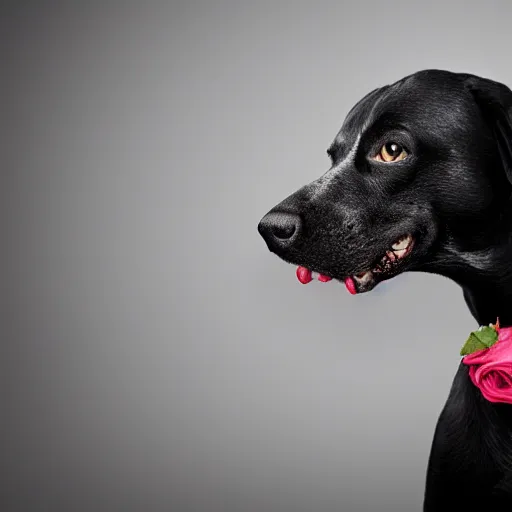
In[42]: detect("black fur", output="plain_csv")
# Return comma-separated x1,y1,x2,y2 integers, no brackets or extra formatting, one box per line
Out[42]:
257,69,512,509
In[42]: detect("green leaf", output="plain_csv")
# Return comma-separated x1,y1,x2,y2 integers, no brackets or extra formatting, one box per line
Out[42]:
460,333,488,356
460,326,499,356
475,326,499,347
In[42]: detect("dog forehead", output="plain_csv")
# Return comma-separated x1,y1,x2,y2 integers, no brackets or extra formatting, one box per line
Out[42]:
388,72,470,112
335,72,476,144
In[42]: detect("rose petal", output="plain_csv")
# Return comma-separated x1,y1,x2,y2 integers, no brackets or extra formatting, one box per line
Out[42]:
470,368,512,403
465,328,512,404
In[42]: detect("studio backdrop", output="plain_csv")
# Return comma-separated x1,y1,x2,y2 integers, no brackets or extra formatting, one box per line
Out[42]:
5,2,511,511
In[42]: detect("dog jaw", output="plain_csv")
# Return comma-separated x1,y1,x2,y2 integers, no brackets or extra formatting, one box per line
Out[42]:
295,234,415,294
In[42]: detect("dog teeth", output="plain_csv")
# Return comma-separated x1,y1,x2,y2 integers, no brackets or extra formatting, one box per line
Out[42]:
386,250,397,262
353,270,372,284
394,248,407,258
391,235,412,251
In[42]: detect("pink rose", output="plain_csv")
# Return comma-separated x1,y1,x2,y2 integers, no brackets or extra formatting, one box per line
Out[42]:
463,326,512,404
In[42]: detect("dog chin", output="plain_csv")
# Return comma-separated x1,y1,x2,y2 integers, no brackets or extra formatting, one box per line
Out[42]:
295,234,415,295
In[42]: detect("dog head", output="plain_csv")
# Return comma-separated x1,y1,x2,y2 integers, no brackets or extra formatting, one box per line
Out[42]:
258,70,512,294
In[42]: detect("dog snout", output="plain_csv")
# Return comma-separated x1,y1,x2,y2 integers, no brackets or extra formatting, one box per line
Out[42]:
258,211,302,250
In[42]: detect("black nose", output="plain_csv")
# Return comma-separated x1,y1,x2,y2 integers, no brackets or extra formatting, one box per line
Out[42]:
258,212,301,248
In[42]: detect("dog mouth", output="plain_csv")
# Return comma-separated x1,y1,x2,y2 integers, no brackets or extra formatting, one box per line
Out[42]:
296,234,415,295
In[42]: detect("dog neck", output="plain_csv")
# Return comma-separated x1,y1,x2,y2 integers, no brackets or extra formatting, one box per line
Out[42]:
463,284,512,326
423,223,512,326
458,230,512,326
448,251,512,326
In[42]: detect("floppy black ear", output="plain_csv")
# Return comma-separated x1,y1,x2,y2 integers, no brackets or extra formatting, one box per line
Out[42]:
462,74,512,185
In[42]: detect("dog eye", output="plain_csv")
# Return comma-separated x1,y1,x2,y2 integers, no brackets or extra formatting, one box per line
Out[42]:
374,142,408,163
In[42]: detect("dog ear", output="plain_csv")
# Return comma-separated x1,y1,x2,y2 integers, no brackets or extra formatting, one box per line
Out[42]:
462,74,512,185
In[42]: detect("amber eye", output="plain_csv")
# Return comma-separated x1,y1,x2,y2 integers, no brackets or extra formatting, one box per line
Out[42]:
374,142,407,162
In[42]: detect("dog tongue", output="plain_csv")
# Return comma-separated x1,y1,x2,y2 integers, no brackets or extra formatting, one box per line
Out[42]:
296,266,332,284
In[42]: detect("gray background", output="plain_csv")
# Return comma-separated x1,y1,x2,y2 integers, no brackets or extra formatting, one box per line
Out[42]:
4,1,511,511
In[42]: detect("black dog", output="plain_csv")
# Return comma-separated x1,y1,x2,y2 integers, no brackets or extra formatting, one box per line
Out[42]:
258,70,512,509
